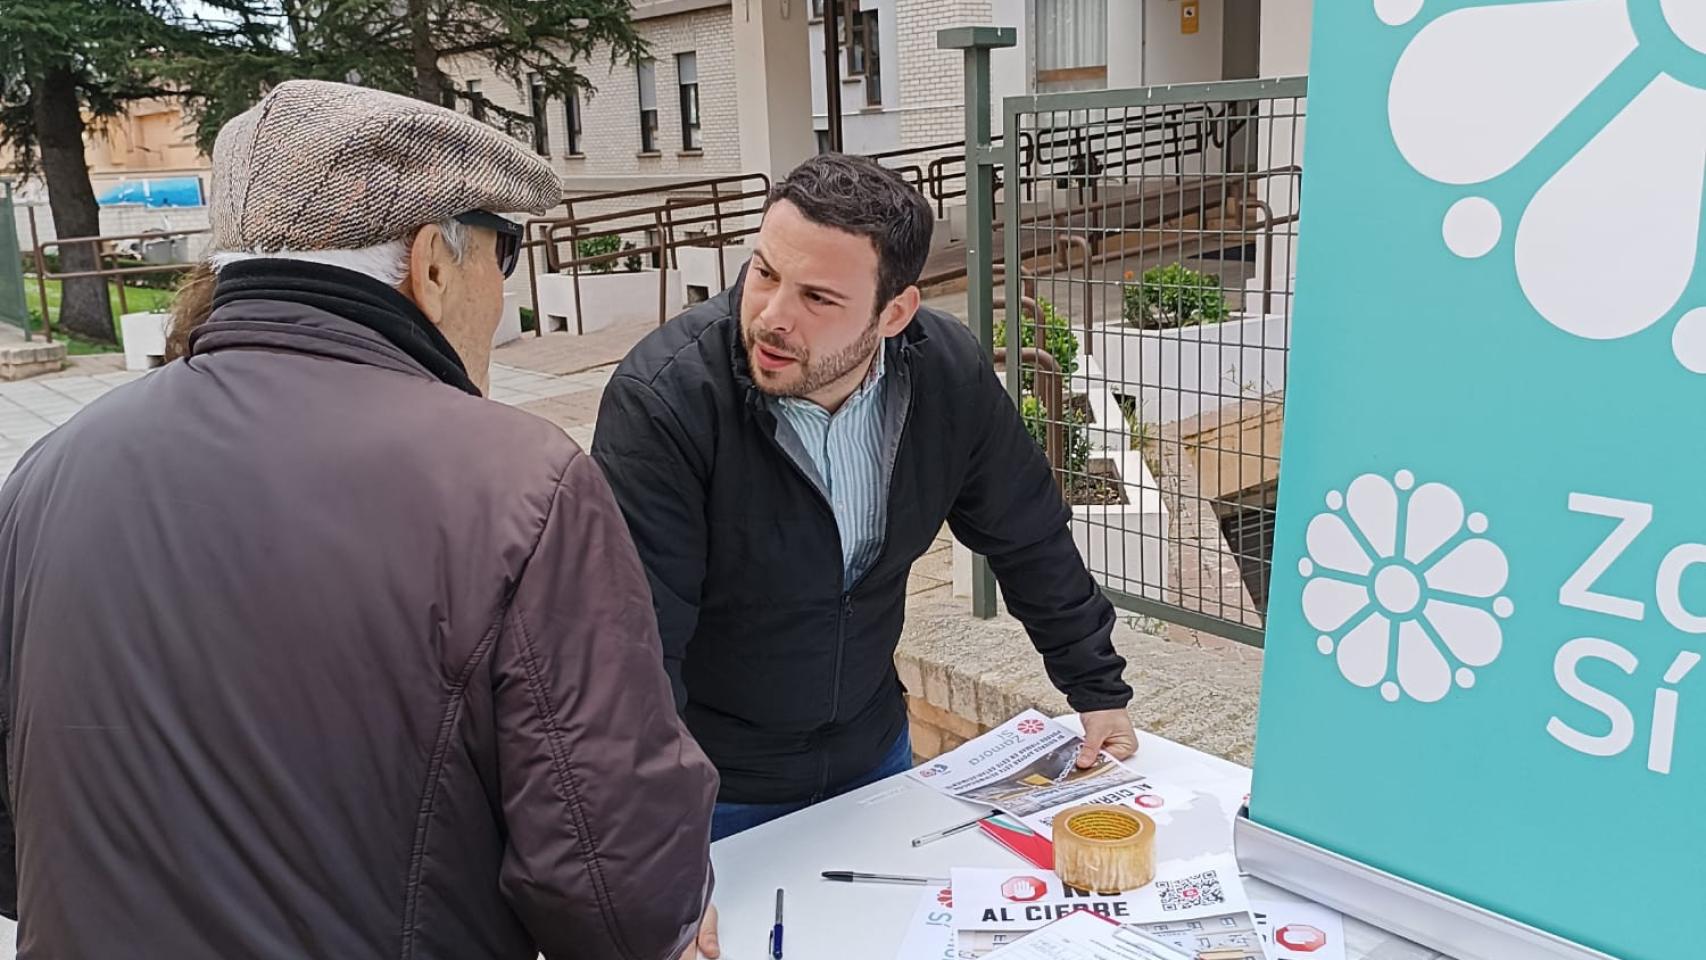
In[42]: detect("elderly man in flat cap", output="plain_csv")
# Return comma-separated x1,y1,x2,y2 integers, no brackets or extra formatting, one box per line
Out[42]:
0,80,720,960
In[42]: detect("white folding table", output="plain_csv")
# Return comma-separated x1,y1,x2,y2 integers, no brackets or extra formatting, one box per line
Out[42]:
710,725,1451,959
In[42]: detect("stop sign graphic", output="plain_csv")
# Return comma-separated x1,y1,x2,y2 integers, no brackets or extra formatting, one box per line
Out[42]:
1000,876,1049,902
1276,924,1328,952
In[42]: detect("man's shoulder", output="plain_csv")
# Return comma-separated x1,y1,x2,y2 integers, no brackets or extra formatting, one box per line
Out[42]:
911,305,983,362
614,293,737,400
907,305,991,393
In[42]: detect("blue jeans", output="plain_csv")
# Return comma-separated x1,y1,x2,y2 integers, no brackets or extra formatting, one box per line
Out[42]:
711,730,913,841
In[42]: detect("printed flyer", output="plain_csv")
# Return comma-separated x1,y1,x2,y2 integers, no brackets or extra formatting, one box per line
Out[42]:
1251,897,1346,960
909,709,1142,818
950,855,1264,960
895,883,956,960
979,911,1192,960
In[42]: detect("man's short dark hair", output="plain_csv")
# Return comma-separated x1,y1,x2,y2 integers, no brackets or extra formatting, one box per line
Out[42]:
765,153,935,308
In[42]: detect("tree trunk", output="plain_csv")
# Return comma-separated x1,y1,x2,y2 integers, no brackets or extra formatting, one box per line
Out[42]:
32,63,113,344
406,0,447,104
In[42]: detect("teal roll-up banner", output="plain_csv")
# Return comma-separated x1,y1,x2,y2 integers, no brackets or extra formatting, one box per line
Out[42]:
1253,2,1706,958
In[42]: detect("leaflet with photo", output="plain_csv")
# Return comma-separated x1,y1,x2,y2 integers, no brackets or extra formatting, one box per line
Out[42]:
909,709,1143,818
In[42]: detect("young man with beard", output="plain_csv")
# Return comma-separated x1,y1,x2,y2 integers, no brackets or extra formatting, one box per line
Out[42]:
593,154,1138,841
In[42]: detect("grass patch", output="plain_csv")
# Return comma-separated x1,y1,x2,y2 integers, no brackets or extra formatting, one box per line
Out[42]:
22,278,175,353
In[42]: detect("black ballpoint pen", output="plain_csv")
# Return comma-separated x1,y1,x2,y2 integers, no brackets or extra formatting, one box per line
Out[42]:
821,871,949,885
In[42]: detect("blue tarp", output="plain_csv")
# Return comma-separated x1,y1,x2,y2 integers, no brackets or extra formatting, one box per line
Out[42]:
96,177,204,208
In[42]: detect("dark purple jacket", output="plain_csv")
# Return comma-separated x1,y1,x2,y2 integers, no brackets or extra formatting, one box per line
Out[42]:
0,296,716,959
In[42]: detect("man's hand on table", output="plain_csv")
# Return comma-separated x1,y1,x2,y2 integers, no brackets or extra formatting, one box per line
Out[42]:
677,903,720,959
1076,709,1139,768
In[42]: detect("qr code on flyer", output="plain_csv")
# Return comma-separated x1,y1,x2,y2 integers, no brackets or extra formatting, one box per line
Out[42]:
1157,871,1225,912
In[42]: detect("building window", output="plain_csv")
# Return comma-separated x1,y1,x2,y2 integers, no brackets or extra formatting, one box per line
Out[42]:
637,58,659,153
860,9,880,106
815,129,832,155
564,86,583,156
810,0,823,19
843,2,867,76
466,79,485,122
837,2,880,106
528,73,549,156
1035,0,1109,88
676,52,701,151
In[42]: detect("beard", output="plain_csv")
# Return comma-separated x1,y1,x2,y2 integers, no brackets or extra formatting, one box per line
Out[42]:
744,313,882,399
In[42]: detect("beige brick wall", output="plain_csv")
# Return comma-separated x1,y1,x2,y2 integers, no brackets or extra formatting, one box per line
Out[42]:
895,0,993,149
446,6,741,182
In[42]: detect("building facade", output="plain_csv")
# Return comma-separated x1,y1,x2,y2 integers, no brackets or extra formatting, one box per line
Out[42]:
807,0,1272,157
445,0,746,187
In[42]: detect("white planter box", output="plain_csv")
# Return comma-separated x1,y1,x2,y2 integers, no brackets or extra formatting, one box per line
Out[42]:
120,311,169,371
676,244,750,303
1071,354,1131,455
953,450,1169,603
492,291,523,348
1086,313,1289,428
536,269,685,335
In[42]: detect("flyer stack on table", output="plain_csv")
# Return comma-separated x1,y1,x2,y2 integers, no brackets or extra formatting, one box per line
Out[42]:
709,712,1399,959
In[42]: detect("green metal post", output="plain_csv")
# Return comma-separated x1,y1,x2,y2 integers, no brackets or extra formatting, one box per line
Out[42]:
0,181,31,339
939,26,1017,620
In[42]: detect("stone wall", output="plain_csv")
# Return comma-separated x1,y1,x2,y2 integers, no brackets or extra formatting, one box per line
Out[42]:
898,532,1263,766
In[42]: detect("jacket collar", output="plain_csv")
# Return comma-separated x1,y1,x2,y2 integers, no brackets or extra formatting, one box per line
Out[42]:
195,259,481,395
189,298,445,387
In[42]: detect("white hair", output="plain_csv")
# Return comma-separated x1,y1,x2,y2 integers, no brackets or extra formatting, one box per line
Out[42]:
209,219,471,288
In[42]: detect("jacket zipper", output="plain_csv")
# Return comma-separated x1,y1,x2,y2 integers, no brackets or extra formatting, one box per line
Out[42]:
748,346,917,797
822,353,917,800
748,400,846,734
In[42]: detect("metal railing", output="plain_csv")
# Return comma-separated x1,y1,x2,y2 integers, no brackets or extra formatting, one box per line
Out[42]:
21,206,205,341
964,71,1308,649
520,173,769,334
868,100,1229,221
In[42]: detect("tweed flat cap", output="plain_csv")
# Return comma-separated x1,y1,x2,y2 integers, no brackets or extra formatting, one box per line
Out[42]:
210,79,560,251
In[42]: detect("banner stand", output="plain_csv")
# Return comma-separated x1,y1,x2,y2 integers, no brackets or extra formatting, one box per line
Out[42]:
1233,810,1614,960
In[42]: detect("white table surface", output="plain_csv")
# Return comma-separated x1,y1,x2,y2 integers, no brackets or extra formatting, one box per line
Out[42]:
710,726,1450,960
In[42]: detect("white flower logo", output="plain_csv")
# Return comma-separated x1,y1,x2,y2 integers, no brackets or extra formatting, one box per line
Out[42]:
1383,0,1706,372
1298,470,1514,703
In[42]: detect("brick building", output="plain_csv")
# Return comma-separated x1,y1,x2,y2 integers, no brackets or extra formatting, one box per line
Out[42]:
444,0,745,185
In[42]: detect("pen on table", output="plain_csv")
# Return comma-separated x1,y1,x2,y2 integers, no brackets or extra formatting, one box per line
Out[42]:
910,809,1001,847
821,871,950,886
767,888,784,960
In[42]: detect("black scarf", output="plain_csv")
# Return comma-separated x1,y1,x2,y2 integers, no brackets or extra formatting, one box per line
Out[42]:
212,258,482,397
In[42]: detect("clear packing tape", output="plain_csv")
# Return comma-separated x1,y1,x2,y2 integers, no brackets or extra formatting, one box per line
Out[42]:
1051,805,1157,895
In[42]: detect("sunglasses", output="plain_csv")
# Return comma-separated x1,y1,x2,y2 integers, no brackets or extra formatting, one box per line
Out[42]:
454,210,524,278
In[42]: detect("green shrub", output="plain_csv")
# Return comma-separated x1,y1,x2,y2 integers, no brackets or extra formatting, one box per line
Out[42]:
575,234,623,274
996,297,1091,480
1122,262,1229,328
993,296,1080,392
1019,394,1091,480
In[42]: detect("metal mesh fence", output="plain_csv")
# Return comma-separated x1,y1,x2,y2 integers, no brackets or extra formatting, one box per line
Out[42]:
997,78,1306,648
0,182,31,333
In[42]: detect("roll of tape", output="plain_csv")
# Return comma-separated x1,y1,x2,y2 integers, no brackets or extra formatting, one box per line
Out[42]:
1050,805,1157,894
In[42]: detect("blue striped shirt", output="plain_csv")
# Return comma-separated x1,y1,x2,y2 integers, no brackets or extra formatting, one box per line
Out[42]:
773,347,889,587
